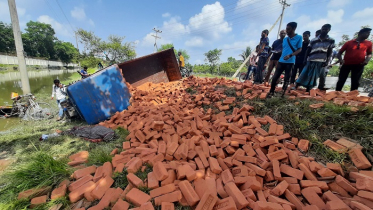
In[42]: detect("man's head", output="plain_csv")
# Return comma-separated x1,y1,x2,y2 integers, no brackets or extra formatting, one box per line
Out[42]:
320,24,331,36
84,66,88,71
54,79,60,86
303,31,311,41
178,52,182,56
315,30,321,37
286,22,297,36
261,29,269,38
358,28,372,40
279,30,286,39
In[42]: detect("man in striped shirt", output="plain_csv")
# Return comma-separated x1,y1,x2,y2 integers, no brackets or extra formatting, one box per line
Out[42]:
293,24,335,91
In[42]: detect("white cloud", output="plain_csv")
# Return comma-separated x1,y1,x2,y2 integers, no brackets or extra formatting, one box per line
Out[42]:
188,2,231,39
185,37,204,47
162,12,170,18
327,0,351,8
352,7,373,19
295,9,344,33
71,6,86,21
37,15,72,37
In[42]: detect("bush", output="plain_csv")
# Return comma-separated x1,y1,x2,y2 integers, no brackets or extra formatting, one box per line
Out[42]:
80,56,103,68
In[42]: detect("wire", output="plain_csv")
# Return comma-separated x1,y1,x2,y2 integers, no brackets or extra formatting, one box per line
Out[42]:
55,0,76,33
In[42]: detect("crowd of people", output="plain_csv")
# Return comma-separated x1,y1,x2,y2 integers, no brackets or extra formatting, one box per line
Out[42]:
244,22,372,98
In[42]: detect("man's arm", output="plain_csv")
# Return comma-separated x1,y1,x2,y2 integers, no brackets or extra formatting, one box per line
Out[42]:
51,85,55,99
284,48,303,61
363,43,372,65
336,43,347,64
324,46,334,66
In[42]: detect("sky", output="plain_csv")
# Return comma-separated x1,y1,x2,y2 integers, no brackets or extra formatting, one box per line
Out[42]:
0,0,372,64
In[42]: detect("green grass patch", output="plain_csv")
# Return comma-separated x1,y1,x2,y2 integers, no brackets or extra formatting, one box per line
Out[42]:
87,146,113,166
115,127,130,140
113,170,129,189
135,164,153,181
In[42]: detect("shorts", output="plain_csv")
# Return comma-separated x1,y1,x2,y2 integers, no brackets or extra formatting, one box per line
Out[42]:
270,53,281,61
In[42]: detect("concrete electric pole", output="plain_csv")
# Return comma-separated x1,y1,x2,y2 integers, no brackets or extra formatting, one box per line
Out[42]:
277,0,290,39
8,0,31,94
152,28,162,52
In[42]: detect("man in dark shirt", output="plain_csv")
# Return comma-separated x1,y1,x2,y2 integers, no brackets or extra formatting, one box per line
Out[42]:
264,30,286,84
315,29,321,38
290,31,310,85
336,28,372,91
254,29,270,84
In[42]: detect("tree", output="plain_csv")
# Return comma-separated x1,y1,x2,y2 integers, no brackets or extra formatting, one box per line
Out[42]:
227,57,242,69
22,21,56,59
338,25,373,47
54,41,79,63
239,46,252,67
77,29,136,64
0,22,15,53
204,49,222,74
158,43,190,62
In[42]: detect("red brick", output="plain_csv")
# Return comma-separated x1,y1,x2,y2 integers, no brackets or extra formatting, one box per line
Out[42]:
348,148,372,170
209,157,223,174
288,184,301,195
126,157,143,173
323,140,347,153
357,191,373,201
268,124,277,136
350,201,371,210
51,184,66,200
150,183,176,198
112,199,130,210
336,138,363,150
318,168,337,177
272,160,281,180
221,169,234,184
153,161,169,181
253,201,283,210
298,139,309,152
300,180,329,191
335,175,358,195
91,176,114,200
30,195,47,208
69,175,93,192
328,182,351,198
224,182,249,209
127,173,144,188
271,180,289,196
267,150,288,161
161,170,176,186
69,181,96,203
195,192,218,210
298,163,317,181
284,189,304,210
178,180,200,206
301,187,326,210
126,188,151,206
280,164,304,180
356,177,373,191
73,166,96,179
213,197,237,210
159,202,175,210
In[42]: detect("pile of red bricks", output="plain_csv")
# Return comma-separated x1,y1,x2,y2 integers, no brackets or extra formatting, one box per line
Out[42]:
18,77,373,209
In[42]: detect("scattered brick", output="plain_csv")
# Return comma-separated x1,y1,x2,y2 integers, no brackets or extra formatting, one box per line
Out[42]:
126,188,151,206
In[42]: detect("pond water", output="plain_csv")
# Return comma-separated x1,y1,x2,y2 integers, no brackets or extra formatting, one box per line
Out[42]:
0,69,76,131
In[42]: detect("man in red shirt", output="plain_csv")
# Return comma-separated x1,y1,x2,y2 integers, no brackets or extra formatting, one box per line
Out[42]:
336,28,372,91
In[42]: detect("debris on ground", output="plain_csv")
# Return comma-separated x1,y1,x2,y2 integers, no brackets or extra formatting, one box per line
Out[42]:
16,77,373,209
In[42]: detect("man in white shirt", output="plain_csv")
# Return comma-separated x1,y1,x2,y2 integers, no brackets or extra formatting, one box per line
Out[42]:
51,79,67,120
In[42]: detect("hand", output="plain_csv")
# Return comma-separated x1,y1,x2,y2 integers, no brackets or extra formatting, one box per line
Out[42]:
59,84,63,88
284,55,291,60
361,61,369,65
264,63,268,68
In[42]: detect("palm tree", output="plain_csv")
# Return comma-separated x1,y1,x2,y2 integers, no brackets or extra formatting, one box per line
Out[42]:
239,46,252,67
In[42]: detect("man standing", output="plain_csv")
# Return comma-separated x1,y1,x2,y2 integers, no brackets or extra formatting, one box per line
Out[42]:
336,28,372,91
245,45,259,80
315,29,321,38
264,30,286,84
51,79,67,121
80,66,89,79
290,31,310,85
254,29,270,84
178,52,187,77
294,24,335,92
268,22,303,97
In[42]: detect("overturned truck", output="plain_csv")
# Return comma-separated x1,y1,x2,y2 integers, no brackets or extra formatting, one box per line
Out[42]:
67,48,181,124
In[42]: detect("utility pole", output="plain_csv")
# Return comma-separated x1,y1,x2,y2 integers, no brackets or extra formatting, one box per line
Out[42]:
152,28,162,52
8,0,31,94
75,32,79,50
277,0,290,39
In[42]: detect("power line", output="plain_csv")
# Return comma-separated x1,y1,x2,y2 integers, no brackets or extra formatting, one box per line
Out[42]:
54,0,75,33
152,28,162,52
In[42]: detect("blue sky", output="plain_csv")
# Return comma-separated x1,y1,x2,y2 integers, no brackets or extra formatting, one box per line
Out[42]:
0,0,372,64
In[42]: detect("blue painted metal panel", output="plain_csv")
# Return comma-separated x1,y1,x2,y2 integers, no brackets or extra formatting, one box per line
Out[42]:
67,64,131,124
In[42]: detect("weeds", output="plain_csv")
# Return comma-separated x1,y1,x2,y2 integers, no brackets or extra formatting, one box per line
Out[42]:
87,146,113,166
115,127,130,140
112,170,129,189
135,164,153,181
